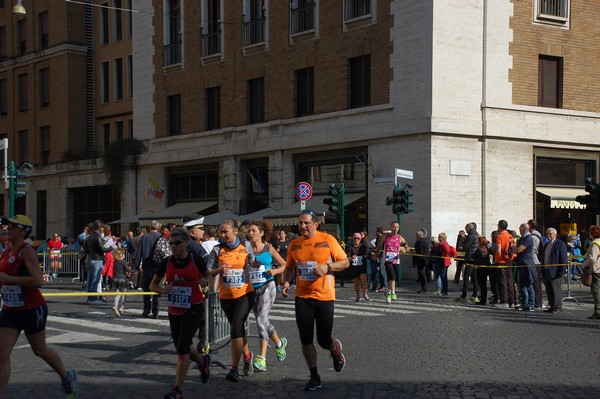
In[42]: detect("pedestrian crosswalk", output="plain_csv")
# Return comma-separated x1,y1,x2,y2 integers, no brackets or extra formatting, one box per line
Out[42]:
14,291,584,349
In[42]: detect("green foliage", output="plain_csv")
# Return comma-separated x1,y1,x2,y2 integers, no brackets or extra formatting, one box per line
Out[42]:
103,138,147,185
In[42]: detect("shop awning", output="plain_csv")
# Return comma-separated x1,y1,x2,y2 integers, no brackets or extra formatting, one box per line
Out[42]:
536,187,587,209
184,210,239,227
265,193,364,226
239,208,276,221
139,201,217,219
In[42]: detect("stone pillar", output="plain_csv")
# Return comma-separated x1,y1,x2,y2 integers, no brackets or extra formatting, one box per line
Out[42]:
222,157,238,212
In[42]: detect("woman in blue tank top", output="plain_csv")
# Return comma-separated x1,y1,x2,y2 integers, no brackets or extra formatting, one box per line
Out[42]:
247,219,288,372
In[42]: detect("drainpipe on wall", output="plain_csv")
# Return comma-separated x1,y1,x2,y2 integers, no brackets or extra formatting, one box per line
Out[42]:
481,0,488,234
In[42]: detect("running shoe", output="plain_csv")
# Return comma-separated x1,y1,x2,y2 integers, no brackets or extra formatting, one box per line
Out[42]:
275,337,287,362
330,339,345,372
391,293,398,301
243,352,254,376
62,369,79,398
163,386,183,399
355,295,361,302
253,355,267,371
363,293,370,302
303,374,322,391
386,293,392,303
226,368,239,382
199,353,211,383
468,297,480,303
112,306,121,317
118,306,125,316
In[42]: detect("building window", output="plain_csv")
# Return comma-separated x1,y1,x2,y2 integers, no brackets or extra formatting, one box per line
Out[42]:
295,67,314,117
164,0,182,65
40,126,50,165
534,0,569,26
17,19,26,56
101,61,110,103
17,73,28,112
115,121,124,140
344,0,371,21
114,58,123,101
171,170,219,201
291,0,315,34
0,26,6,61
102,123,110,147
201,0,222,57
127,0,133,38
247,78,264,124
206,86,221,130
243,0,265,47
100,3,109,44
168,94,181,135
128,119,133,138
349,55,370,108
114,0,123,41
0,79,6,116
127,55,133,98
39,11,49,50
18,130,27,164
538,55,563,108
39,67,50,108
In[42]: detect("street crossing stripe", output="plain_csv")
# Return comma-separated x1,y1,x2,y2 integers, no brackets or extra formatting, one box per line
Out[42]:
49,315,157,333
272,302,406,316
15,327,120,349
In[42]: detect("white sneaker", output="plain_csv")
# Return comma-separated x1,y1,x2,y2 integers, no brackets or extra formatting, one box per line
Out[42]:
112,307,121,317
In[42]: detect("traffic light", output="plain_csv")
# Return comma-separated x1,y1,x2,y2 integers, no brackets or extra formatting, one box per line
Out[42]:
392,185,406,214
323,183,340,215
405,189,414,213
14,168,27,199
576,177,600,214
387,184,414,215
8,161,32,217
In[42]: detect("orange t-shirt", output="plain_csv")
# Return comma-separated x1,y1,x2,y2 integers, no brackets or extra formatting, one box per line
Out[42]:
217,243,254,300
286,231,347,301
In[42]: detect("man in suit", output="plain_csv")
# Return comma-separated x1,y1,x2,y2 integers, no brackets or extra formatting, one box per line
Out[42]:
542,227,568,314
133,220,163,318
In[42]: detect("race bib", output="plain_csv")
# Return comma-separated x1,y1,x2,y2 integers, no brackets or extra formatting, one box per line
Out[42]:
167,286,192,308
351,257,363,266
249,265,267,284
385,251,398,263
1,285,24,307
223,269,245,288
297,261,318,281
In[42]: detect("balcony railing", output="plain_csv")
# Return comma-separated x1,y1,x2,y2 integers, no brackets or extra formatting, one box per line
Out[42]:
163,41,182,66
291,2,315,34
202,30,221,57
243,18,264,47
344,0,370,21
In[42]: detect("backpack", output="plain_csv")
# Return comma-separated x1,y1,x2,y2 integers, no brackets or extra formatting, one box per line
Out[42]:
151,235,172,263
449,245,458,259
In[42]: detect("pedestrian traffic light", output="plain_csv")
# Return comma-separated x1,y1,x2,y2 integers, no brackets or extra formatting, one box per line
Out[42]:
323,183,340,215
576,177,600,214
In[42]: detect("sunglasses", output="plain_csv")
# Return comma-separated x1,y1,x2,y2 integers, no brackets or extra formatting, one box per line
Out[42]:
169,239,185,246
300,209,316,218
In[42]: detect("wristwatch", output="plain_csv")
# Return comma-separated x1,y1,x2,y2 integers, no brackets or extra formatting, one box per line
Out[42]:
327,264,332,273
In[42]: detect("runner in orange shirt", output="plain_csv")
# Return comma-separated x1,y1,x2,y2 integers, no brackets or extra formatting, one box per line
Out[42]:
281,209,349,391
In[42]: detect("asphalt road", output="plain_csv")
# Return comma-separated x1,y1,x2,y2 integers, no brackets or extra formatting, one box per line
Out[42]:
4,278,600,398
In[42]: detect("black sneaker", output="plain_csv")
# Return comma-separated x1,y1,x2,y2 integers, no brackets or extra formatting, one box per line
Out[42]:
199,353,210,383
330,339,345,372
226,368,239,383
303,374,322,391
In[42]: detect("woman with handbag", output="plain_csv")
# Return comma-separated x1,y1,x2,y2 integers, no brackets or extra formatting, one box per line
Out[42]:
581,225,600,319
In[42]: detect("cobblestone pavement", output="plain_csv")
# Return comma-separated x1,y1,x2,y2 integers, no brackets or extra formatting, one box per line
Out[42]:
4,278,600,398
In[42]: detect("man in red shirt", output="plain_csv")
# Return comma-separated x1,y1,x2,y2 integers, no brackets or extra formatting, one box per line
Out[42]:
47,233,64,278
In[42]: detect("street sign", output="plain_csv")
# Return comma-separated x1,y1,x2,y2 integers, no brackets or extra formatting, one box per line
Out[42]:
295,181,313,201
395,168,413,185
